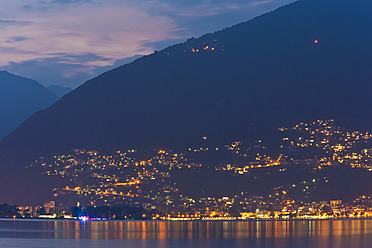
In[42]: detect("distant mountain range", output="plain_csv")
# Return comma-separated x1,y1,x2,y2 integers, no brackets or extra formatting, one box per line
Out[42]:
0,0,372,204
0,71,58,141
47,85,72,98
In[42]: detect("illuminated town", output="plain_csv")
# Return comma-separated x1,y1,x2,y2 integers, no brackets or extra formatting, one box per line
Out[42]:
8,120,370,220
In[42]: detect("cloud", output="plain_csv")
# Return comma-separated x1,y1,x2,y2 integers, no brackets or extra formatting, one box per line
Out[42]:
50,0,92,4
133,0,296,37
0,20,32,26
6,37,29,43
0,1,178,64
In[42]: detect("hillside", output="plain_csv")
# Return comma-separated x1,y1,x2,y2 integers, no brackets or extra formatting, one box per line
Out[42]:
0,0,371,204
0,71,58,141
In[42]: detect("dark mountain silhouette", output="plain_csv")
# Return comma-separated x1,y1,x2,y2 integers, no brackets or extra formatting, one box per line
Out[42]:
0,0,372,204
47,85,72,98
0,71,58,141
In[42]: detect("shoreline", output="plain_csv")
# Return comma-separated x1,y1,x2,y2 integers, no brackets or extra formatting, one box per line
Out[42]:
2,217,372,222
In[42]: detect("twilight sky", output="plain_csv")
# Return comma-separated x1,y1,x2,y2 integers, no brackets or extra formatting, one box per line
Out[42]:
0,0,295,88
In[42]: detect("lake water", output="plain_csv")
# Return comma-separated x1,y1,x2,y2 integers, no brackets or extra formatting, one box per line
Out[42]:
1,219,372,247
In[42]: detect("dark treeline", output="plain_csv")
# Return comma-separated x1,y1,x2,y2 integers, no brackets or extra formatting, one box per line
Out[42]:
71,206,162,220
0,204,21,218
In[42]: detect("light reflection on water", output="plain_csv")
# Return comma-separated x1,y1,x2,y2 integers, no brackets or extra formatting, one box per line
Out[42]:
1,219,372,247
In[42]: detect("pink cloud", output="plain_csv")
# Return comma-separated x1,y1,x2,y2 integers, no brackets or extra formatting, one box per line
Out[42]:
0,0,178,67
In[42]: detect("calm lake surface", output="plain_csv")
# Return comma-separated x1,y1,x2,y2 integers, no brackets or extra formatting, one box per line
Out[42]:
1,219,372,248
